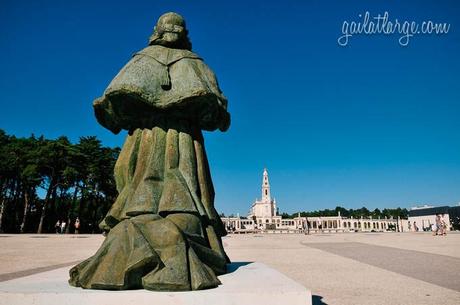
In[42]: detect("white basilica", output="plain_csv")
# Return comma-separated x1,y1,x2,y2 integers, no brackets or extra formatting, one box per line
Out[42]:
221,169,406,233
248,168,278,219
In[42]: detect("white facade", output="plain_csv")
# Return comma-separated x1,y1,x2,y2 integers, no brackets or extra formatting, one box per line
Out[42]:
248,168,277,219
408,206,451,232
221,169,401,233
222,214,401,233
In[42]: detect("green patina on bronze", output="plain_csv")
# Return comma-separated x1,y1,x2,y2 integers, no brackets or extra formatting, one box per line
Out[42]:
69,12,230,291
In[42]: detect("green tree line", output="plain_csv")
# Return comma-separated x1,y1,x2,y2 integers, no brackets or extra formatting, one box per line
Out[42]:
280,206,409,219
0,129,120,233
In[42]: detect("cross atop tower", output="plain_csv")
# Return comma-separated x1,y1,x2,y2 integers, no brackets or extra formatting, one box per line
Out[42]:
261,168,271,202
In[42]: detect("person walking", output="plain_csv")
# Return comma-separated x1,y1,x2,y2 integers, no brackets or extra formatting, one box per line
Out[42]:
74,218,80,234
431,223,437,235
435,214,442,236
441,217,447,236
305,219,310,235
55,220,61,234
60,221,66,234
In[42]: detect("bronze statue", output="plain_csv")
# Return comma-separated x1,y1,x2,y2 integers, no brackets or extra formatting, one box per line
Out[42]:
69,12,230,291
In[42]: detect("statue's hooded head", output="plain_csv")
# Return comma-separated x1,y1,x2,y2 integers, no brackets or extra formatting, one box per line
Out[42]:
149,12,192,50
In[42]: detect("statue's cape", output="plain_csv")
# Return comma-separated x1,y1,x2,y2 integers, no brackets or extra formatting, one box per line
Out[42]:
93,45,230,134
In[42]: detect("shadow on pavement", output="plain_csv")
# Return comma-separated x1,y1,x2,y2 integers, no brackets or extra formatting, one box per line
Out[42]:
226,262,253,274
313,295,327,305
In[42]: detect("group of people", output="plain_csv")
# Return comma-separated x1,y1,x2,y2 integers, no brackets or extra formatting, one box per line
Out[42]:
432,214,447,236
55,218,80,234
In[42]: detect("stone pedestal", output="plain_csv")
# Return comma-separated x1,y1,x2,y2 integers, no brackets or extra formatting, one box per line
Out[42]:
0,262,311,305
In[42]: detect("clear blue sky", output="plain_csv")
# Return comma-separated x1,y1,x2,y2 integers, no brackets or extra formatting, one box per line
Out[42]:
1,0,459,216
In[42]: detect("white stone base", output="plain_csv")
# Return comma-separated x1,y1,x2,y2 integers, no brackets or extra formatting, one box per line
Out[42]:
0,262,311,305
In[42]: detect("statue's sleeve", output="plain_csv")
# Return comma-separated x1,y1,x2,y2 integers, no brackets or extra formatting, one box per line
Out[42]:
189,59,230,132
93,55,164,134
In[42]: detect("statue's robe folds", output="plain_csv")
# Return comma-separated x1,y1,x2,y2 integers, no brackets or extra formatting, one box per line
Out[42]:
69,45,230,291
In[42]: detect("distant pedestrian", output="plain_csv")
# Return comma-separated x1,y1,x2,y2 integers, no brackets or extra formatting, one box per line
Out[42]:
61,221,66,234
431,223,437,235
441,218,447,236
435,214,442,236
74,218,80,234
55,220,61,234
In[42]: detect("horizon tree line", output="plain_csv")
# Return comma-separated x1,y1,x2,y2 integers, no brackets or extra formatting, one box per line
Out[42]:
282,206,409,219
0,129,119,233
0,129,410,233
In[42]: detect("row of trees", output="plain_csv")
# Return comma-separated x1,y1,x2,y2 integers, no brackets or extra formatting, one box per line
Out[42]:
280,206,409,219
0,129,410,233
0,129,120,233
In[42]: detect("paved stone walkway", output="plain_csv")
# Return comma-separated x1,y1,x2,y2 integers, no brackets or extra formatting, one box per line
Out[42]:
224,232,460,305
303,242,460,292
1,233,460,304
0,260,81,282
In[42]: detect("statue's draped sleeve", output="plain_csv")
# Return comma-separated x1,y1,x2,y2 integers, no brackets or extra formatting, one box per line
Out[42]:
93,45,230,134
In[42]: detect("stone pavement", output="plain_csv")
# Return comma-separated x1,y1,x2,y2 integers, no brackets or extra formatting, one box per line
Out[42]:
1,232,459,304
304,242,460,292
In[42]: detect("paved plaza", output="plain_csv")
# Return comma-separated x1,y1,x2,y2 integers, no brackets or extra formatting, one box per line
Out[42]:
0,232,459,304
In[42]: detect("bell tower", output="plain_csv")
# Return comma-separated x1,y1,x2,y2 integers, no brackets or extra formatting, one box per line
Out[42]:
249,168,277,218
261,168,271,202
